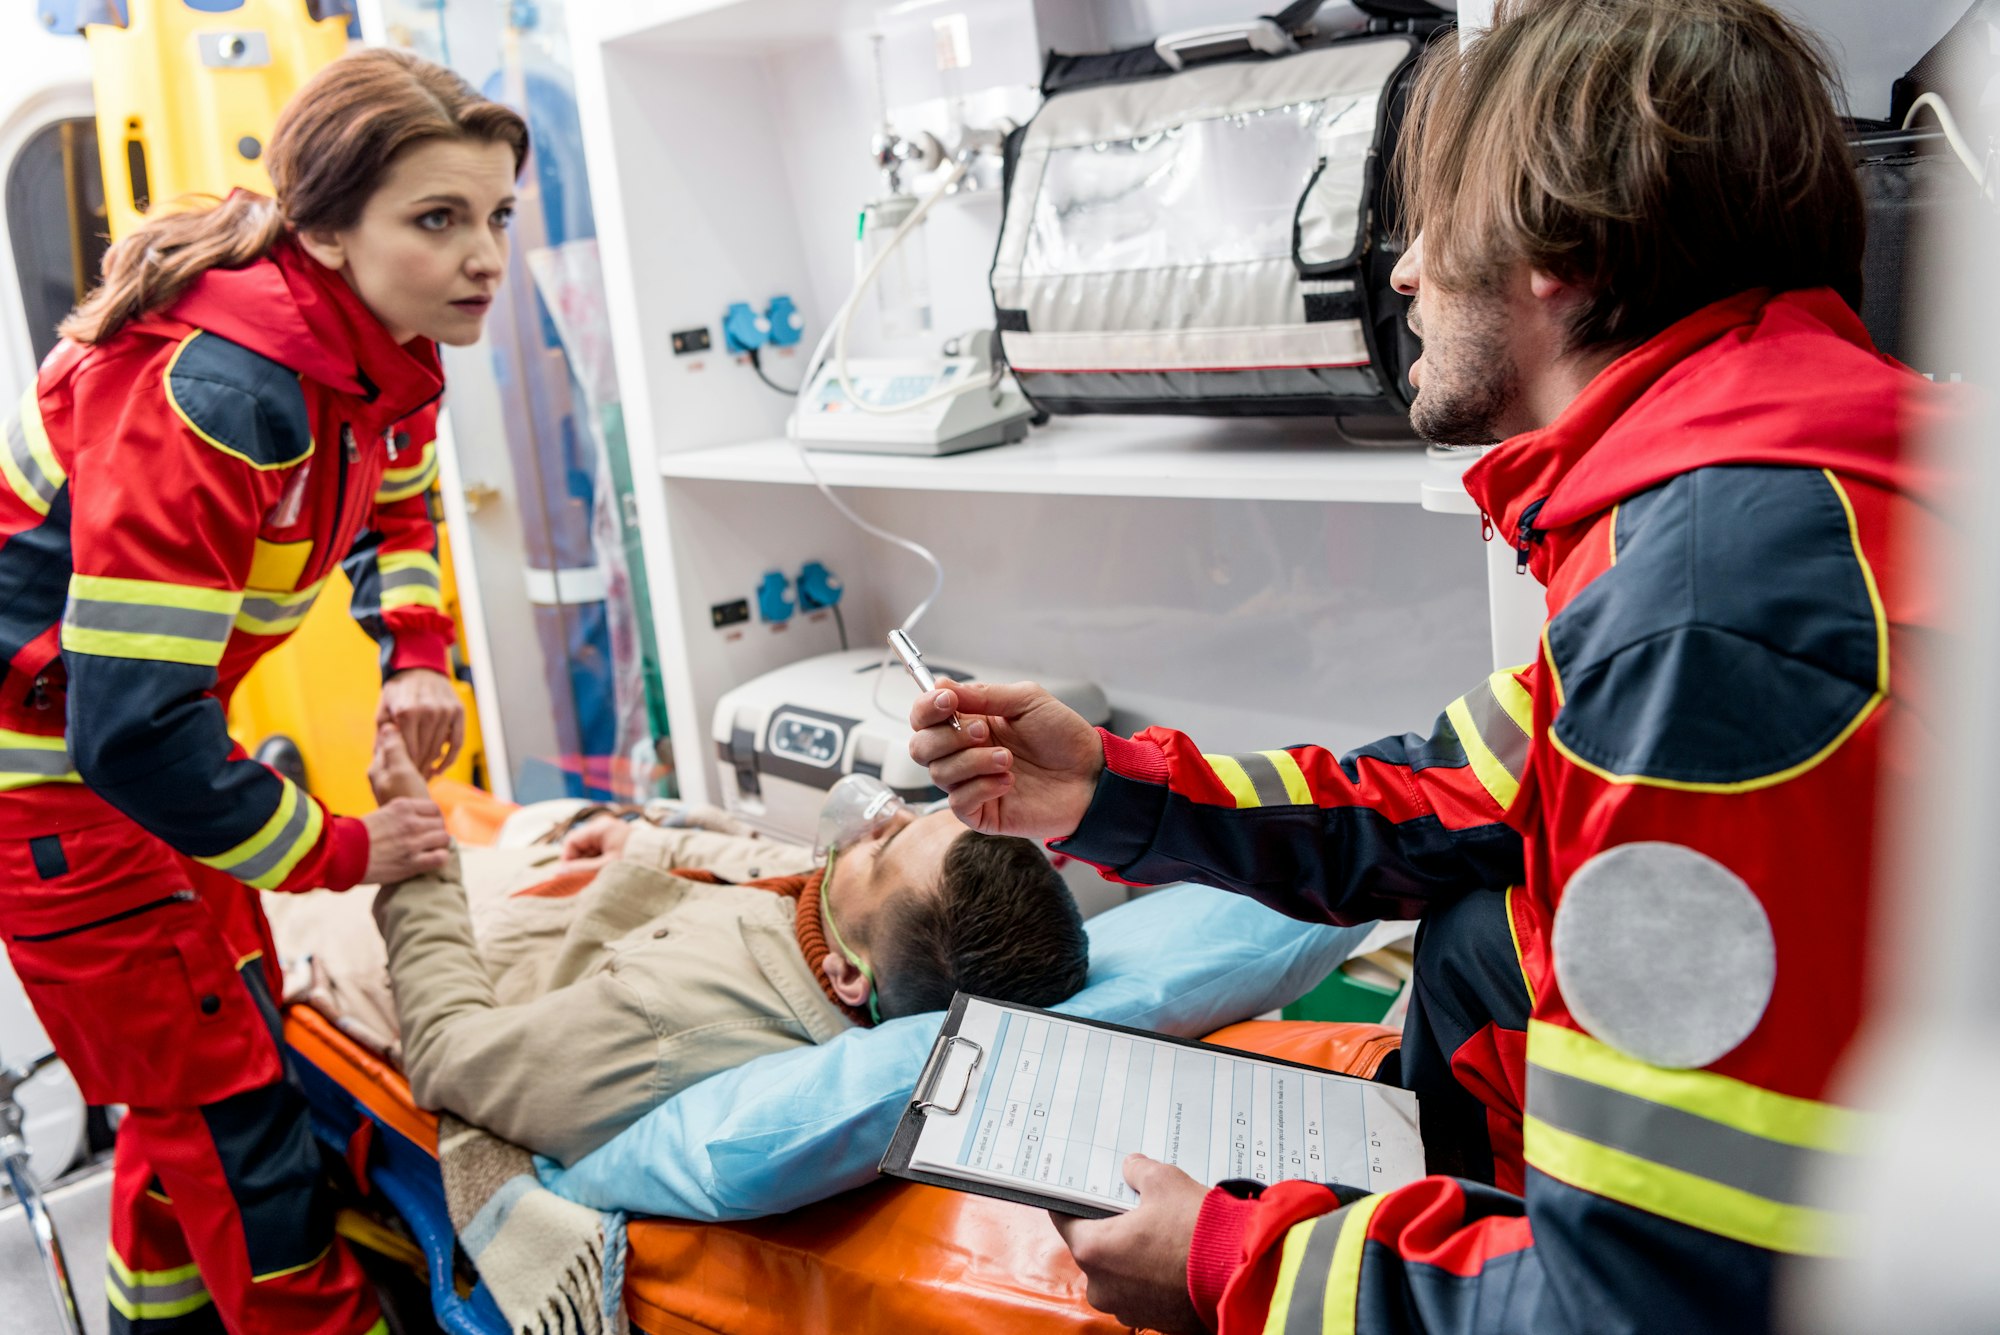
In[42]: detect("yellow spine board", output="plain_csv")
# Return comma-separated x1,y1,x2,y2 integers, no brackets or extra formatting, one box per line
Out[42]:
85,0,352,240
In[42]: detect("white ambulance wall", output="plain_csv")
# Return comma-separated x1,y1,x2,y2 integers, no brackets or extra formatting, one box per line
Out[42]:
665,480,1491,805
0,15,93,401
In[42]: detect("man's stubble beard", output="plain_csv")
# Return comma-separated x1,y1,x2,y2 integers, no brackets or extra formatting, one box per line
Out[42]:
1405,296,1519,447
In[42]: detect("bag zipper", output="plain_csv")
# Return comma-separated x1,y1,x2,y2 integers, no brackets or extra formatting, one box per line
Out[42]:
12,889,196,942
1514,498,1548,574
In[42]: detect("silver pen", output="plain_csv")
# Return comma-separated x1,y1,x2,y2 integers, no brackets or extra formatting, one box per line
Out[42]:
889,629,963,731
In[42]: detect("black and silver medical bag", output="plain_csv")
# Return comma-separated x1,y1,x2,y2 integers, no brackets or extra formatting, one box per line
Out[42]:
990,1,1450,420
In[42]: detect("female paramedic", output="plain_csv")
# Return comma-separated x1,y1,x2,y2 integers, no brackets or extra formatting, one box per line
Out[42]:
0,50,526,1335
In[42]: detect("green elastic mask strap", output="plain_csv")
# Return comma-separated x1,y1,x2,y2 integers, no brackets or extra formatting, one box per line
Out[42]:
819,848,882,1025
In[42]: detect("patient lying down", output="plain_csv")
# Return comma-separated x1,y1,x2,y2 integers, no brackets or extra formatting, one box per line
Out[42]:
362,726,1090,1166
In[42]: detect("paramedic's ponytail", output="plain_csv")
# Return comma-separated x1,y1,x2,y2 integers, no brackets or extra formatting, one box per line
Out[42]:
59,48,527,346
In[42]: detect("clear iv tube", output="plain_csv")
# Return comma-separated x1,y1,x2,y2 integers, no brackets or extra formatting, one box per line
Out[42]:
831,158,992,416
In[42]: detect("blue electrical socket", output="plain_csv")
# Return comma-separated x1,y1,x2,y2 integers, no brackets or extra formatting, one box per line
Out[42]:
755,570,795,623
721,301,769,356
797,560,843,611
765,295,804,348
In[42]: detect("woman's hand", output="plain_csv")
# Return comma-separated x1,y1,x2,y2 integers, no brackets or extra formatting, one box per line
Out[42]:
378,668,465,779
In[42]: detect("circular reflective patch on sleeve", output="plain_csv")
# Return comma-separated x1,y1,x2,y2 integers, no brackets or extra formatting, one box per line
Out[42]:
1551,842,1776,1070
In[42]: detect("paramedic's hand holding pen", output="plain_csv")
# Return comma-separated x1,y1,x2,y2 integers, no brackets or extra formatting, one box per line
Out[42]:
908,680,1102,839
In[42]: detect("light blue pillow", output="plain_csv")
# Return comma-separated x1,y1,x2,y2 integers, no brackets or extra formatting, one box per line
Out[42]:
540,884,1376,1220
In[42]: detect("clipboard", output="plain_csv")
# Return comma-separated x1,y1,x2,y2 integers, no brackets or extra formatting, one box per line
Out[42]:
879,993,1422,1219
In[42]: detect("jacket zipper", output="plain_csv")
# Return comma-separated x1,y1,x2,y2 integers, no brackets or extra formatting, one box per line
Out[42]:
12,889,196,942
1514,498,1548,574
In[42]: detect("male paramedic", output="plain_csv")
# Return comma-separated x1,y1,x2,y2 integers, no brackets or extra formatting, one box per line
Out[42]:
909,1,1950,1331
365,726,1092,1165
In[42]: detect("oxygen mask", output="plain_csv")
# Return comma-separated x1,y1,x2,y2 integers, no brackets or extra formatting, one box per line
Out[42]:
812,773,907,859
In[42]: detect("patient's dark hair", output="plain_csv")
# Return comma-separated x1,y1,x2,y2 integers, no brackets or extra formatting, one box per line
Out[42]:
872,832,1089,1020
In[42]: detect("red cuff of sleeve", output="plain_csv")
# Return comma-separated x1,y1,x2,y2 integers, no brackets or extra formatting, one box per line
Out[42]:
386,627,453,678
322,815,371,892
1188,1187,1261,1329
1097,727,1168,783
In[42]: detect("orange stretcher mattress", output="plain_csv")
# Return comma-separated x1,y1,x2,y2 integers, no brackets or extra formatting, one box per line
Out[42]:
285,1006,1397,1335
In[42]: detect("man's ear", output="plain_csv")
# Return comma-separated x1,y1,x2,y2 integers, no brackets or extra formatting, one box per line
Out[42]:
820,952,873,1009
293,226,347,272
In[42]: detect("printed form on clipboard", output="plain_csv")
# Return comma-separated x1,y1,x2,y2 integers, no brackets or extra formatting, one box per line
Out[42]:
880,995,1425,1218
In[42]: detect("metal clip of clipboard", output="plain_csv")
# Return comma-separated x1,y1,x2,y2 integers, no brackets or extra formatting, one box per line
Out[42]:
911,1035,984,1115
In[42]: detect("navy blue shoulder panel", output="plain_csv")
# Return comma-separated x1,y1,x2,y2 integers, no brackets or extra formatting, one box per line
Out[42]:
1547,465,1880,786
164,332,312,469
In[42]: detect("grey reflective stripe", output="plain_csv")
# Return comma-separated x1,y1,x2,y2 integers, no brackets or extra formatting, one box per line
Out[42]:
1281,1214,1343,1335
240,591,318,621
378,567,440,593
6,412,57,504
224,793,312,883
64,599,234,643
1229,751,1296,807
1464,678,1530,778
108,1269,209,1308
1528,1065,1830,1207
0,747,73,777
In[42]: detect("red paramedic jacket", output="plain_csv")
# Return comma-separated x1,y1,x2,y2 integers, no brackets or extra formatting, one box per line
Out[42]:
1051,288,1950,1334
0,234,454,897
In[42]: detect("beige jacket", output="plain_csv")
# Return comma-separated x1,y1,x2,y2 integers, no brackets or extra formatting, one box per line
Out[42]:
373,824,847,1166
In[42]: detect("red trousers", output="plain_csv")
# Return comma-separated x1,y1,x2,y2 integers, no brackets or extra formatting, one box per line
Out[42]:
0,815,382,1334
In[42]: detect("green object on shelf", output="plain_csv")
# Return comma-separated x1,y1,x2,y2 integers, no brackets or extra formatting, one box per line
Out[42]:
1282,962,1401,1025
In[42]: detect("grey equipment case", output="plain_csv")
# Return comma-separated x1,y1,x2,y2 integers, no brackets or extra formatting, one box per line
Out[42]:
990,2,1449,420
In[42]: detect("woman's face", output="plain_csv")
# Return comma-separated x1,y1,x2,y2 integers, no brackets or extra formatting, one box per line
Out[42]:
297,136,518,347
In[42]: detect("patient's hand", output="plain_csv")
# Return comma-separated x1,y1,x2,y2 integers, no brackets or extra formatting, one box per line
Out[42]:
364,723,450,884
562,814,634,862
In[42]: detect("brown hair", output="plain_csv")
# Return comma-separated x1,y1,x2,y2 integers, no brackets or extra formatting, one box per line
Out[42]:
872,832,1089,1020
60,48,528,344
1395,0,1864,350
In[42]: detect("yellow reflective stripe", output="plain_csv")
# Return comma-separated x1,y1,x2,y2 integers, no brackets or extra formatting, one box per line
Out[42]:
1489,666,1533,732
235,579,327,634
1323,1193,1385,1335
194,780,325,889
1524,1114,1842,1257
1263,749,1312,805
1203,753,1261,808
1446,694,1518,810
375,442,438,502
106,1283,215,1321
106,1246,212,1320
378,549,444,611
0,727,80,789
63,574,242,667
106,1250,201,1288
1526,1021,1860,1151
1607,504,1620,566
1261,1216,1318,1335
18,387,62,489
69,574,240,615
0,386,64,516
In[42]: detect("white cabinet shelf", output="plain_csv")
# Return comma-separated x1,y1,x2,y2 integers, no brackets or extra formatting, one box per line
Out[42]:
659,416,1480,506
